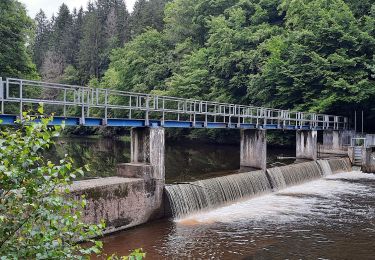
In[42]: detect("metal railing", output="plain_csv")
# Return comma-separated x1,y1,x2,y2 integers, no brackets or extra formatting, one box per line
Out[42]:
0,77,348,129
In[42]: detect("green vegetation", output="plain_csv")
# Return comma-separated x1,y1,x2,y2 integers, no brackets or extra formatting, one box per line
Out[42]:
0,108,104,258
0,0,38,79
101,0,375,130
1,0,375,133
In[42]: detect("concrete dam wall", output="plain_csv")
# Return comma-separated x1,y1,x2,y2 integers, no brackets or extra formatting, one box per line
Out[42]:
70,157,352,234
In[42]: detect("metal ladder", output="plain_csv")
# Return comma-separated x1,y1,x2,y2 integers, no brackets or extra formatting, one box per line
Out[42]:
353,146,363,165
351,138,366,166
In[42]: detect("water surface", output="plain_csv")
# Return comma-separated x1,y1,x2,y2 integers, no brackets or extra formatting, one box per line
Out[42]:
98,171,375,259
48,137,295,183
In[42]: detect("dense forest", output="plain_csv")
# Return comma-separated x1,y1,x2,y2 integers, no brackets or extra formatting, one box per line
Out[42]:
1,0,374,132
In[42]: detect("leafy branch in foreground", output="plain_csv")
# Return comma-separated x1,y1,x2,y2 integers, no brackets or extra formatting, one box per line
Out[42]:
0,108,104,259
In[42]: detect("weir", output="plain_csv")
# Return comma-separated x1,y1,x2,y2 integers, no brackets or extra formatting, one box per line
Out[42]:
165,170,271,218
165,158,352,218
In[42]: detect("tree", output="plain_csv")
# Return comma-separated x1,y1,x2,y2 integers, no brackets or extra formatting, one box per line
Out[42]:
0,108,104,258
0,0,38,79
103,29,172,93
131,0,168,38
33,10,51,70
249,0,375,114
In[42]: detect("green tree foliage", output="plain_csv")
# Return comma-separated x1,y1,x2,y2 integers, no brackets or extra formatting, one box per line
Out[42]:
31,0,171,84
0,0,38,79
103,29,172,93
102,0,375,131
0,109,104,258
131,0,169,37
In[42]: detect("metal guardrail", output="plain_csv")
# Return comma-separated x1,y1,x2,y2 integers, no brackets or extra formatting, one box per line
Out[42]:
0,77,348,129
351,138,367,147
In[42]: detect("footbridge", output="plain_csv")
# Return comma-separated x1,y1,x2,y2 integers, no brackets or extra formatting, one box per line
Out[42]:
0,77,353,170
0,77,357,233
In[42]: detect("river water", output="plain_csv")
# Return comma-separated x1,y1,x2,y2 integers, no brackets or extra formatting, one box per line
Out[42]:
99,171,375,259
49,137,295,183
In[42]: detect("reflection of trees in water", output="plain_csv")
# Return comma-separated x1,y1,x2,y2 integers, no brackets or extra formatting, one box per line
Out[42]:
46,138,294,182
47,138,130,179
165,144,240,183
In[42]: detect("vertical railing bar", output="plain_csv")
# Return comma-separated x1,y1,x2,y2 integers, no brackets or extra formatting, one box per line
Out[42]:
145,95,149,126
0,77,3,114
63,89,67,117
162,98,165,125
81,87,85,125
104,89,108,124
86,88,90,117
19,80,23,120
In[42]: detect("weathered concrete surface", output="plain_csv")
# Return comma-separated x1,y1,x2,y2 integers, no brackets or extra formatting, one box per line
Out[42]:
131,127,165,180
322,130,354,151
296,130,317,160
70,177,164,234
68,127,167,234
117,163,154,180
362,147,375,173
240,129,266,170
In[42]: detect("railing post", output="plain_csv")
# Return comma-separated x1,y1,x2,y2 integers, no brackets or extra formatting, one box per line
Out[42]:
19,80,23,120
86,88,90,118
80,88,85,125
145,95,149,126
63,89,67,117
0,77,3,114
104,89,108,125
162,97,165,126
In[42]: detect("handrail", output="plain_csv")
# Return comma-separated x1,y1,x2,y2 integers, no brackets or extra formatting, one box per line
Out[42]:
0,77,349,130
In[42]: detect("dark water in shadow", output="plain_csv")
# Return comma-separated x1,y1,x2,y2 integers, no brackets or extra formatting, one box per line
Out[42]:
97,171,375,259
48,137,295,183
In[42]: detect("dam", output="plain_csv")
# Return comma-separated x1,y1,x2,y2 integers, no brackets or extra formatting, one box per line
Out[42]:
1,78,374,258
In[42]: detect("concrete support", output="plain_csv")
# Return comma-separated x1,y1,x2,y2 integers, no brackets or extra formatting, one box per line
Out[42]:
296,130,317,160
323,130,353,151
362,147,375,173
128,127,165,180
73,127,166,233
240,129,267,170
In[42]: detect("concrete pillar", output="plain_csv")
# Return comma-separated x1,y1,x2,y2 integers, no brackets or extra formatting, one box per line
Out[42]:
128,127,165,180
116,127,165,222
296,130,317,160
240,129,267,170
362,147,375,173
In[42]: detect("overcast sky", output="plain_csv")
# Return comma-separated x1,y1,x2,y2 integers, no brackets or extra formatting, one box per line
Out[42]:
19,0,137,18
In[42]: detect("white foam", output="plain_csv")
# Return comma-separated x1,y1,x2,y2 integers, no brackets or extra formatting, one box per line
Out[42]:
178,171,374,225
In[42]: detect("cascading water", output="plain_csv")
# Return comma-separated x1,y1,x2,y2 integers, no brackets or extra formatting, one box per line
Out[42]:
165,170,271,218
165,158,354,219
317,160,333,176
266,161,322,190
328,158,352,173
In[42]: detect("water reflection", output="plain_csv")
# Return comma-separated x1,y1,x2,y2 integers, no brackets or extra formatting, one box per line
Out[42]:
98,171,375,259
47,137,295,183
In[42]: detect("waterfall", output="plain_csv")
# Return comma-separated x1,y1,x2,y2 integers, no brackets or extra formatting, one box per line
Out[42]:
266,161,322,190
317,160,333,176
328,158,352,173
165,170,271,218
165,158,353,219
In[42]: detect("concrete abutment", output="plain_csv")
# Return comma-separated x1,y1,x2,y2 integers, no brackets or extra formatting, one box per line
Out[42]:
70,127,166,234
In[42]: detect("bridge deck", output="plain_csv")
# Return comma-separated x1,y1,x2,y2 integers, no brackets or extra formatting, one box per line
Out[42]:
0,77,348,130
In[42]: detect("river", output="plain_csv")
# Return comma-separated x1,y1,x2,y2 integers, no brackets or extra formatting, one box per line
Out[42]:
98,171,375,259
49,137,374,259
